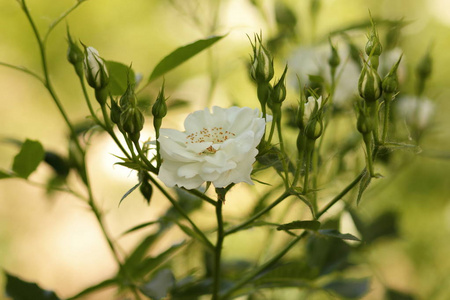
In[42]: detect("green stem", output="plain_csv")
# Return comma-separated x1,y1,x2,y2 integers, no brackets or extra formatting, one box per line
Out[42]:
212,197,224,300
225,191,290,236
133,140,158,174
276,116,290,189
363,133,375,177
78,76,103,126
0,62,44,83
148,175,214,250
303,139,315,195
382,93,393,144
43,0,85,44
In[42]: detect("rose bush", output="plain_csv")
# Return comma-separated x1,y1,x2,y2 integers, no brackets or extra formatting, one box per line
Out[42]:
157,106,269,189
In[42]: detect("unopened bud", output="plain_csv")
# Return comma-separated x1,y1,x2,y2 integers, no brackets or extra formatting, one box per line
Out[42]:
119,84,137,109
83,46,109,90
271,65,288,104
356,101,373,134
66,28,83,78
110,99,121,125
416,48,432,82
305,113,323,140
365,26,383,57
328,39,340,69
120,106,144,139
250,34,274,83
152,85,168,120
382,54,402,94
358,64,382,102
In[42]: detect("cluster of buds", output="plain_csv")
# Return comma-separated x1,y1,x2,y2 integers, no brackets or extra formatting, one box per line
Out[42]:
111,84,145,142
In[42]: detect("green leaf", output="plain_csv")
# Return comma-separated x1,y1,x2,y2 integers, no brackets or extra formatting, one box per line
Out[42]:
323,278,371,299
134,242,185,279
119,182,141,206
44,151,70,178
114,161,142,171
140,269,175,300
319,229,361,241
277,220,321,231
125,234,159,270
364,211,398,243
148,35,225,82
254,261,318,287
106,61,135,95
5,272,61,300
66,278,117,300
385,288,416,300
12,139,45,179
356,169,371,205
122,221,160,236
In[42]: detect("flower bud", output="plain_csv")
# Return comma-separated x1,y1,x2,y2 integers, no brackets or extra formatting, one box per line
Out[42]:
358,64,382,102
83,46,109,90
250,34,274,83
382,54,402,94
365,26,383,57
305,114,323,140
416,48,432,82
110,98,121,125
152,85,168,120
120,106,144,139
271,65,288,104
66,28,83,78
119,84,137,109
328,39,340,69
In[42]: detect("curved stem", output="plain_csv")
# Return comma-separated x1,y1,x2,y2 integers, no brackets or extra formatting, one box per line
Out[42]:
43,0,85,44
78,76,103,126
225,191,290,236
0,62,44,83
182,187,217,206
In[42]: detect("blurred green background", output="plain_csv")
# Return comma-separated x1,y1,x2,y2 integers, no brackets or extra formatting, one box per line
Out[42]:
0,0,450,299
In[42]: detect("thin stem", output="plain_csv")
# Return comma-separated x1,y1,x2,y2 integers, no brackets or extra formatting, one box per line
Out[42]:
225,191,290,236
148,175,214,250
43,0,85,44
133,140,158,174
78,76,103,125
212,197,224,300
276,117,290,189
182,187,217,206
0,62,44,83
382,93,393,144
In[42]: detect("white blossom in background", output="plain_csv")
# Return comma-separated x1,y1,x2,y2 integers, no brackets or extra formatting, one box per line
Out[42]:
398,95,435,130
304,96,322,121
157,106,269,189
288,44,360,107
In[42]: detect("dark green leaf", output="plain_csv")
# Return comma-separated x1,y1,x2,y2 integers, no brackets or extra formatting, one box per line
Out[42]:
319,229,360,241
323,278,370,299
255,261,318,286
149,35,225,82
114,161,142,171
0,169,13,179
106,61,136,95
134,242,185,279
44,151,70,178
306,233,352,275
5,272,61,300
364,211,398,243
66,278,117,300
357,169,371,205
122,221,160,236
12,139,45,179
140,269,175,300
167,98,190,110
277,220,320,231
385,288,416,300
119,182,141,206
125,234,159,270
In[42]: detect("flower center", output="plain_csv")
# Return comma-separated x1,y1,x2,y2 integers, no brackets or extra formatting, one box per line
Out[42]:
186,127,236,155
186,127,235,144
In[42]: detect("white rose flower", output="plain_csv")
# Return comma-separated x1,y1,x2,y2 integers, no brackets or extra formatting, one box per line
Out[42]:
157,106,269,189
83,46,109,89
398,95,435,130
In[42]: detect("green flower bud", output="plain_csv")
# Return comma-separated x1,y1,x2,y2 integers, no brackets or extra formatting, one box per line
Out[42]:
120,106,144,138
119,84,137,109
66,28,83,78
152,85,168,119
110,98,121,125
365,26,383,57
296,97,306,130
83,46,109,90
250,34,274,83
382,54,402,94
358,64,382,102
328,39,340,69
305,112,323,140
271,65,288,104
416,48,432,82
